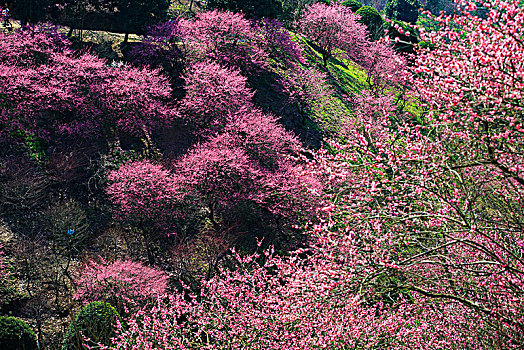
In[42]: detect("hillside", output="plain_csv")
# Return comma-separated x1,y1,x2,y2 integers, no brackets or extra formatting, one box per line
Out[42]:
0,0,523,349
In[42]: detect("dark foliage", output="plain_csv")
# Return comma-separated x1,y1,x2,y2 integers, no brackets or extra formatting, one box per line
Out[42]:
112,0,170,37
0,316,38,350
2,0,56,24
424,0,454,14
207,0,283,19
6,0,169,35
384,0,420,24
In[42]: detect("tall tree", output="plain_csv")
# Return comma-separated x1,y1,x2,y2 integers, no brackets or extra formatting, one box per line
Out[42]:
298,3,369,66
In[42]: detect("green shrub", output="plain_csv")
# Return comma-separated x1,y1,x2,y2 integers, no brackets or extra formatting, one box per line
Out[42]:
0,316,38,350
341,0,362,12
62,302,121,350
355,6,384,40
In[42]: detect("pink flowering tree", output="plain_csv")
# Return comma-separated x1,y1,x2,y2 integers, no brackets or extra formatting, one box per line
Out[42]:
179,61,254,134
97,65,175,138
400,2,524,341
415,0,524,185
173,134,267,231
74,259,169,313
312,0,524,344
222,108,322,221
0,27,175,143
0,25,70,66
259,19,304,63
106,160,181,236
358,40,408,95
223,107,302,169
179,10,268,72
298,3,369,66
173,110,321,232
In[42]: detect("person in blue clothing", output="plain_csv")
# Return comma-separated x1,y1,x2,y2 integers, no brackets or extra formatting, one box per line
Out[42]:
2,7,12,31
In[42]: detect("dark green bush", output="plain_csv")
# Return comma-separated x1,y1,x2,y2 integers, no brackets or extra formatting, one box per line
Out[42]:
355,6,384,40
62,302,121,350
384,0,421,24
0,316,38,350
341,0,362,12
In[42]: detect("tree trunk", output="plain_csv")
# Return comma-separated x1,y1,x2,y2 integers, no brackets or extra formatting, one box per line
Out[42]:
145,234,156,266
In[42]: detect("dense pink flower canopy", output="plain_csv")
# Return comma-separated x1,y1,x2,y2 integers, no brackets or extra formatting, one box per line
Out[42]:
3,1,523,348
299,2,369,65
106,160,181,235
74,259,169,306
179,9,268,71
0,28,176,141
180,61,254,132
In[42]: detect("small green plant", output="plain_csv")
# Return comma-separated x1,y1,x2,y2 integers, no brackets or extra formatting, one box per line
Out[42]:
0,316,38,350
62,302,121,350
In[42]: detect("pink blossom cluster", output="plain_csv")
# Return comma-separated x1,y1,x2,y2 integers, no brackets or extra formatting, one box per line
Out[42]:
74,259,169,308
106,160,182,235
179,10,268,72
298,3,369,66
179,62,254,132
0,27,176,141
109,245,486,349
306,0,524,344
107,126,321,236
